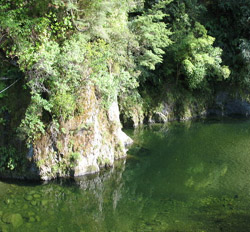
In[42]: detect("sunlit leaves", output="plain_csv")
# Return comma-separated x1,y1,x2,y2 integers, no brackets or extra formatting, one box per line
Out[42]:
164,2,230,89
179,29,230,88
131,0,172,70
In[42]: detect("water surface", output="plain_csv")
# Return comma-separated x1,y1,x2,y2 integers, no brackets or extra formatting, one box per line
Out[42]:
1,118,250,231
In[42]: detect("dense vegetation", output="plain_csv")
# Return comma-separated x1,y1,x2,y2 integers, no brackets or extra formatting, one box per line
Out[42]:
0,0,249,171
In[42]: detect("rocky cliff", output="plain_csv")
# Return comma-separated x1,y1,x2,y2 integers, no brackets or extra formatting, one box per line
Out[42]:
32,85,132,180
121,90,250,128
0,84,132,180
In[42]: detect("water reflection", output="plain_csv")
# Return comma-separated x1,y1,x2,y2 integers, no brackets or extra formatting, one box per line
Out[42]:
1,119,250,231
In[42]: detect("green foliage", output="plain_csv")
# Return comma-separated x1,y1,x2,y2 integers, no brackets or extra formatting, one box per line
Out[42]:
0,82,6,99
0,146,19,171
18,94,50,144
86,39,138,107
0,0,248,167
15,33,86,141
131,0,172,70
50,91,76,120
119,90,144,125
202,0,250,89
180,25,230,88
69,152,80,168
0,0,140,145
162,1,230,89
239,40,250,87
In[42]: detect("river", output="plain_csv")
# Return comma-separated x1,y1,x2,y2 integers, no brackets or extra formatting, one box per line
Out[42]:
1,118,250,231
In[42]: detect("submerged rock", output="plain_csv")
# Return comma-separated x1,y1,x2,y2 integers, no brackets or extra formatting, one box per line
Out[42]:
4,199,13,205
10,214,23,228
1,213,23,228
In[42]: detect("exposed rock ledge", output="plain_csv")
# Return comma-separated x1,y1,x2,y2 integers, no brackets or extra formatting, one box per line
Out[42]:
126,91,250,127
23,85,132,181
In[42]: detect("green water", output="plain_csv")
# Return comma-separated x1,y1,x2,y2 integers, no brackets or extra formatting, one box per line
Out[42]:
1,118,250,232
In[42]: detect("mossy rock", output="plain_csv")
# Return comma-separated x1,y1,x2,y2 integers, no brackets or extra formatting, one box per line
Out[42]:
24,223,32,229
2,213,23,228
22,204,29,210
10,214,23,228
57,226,64,232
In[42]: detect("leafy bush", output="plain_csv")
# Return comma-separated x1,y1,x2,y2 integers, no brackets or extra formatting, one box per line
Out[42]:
0,146,19,171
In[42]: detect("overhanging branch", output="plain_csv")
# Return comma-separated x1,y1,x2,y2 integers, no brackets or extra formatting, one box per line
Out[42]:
0,77,19,80
0,78,21,94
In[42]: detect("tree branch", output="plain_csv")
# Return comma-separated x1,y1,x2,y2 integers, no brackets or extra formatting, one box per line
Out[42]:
0,77,19,80
0,78,21,94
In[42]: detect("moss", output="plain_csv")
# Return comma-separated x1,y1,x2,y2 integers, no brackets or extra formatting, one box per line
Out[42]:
180,107,192,121
60,127,67,134
69,152,81,168
37,159,45,168
51,164,59,176
114,142,124,159
97,156,111,167
57,141,63,152
86,165,99,173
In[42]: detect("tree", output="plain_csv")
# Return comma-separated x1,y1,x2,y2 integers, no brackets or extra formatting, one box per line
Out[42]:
161,0,230,89
202,0,250,89
130,0,172,71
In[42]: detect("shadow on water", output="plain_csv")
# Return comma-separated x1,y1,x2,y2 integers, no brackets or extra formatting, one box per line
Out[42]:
1,118,250,231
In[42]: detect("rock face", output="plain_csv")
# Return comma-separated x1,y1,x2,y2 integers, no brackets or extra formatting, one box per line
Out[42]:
29,90,250,180
30,85,132,180
145,101,206,124
207,92,250,117
135,92,250,126
149,102,176,123
3,85,250,180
